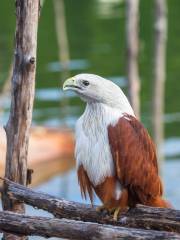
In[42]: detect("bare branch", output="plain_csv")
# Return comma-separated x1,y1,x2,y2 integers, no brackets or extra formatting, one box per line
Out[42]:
0,211,180,240
2,178,180,233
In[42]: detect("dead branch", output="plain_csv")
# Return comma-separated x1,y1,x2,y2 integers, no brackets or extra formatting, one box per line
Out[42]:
1,178,180,233
0,211,180,240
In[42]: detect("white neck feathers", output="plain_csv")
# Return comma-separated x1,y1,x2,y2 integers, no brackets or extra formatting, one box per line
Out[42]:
75,103,124,185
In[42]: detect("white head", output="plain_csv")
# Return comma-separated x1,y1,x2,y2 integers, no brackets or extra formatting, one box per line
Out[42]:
63,73,134,115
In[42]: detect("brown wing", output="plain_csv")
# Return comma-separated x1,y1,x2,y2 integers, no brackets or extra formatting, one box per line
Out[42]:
108,114,163,205
77,165,94,204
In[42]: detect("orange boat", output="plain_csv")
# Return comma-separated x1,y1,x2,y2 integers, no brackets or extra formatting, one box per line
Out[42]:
0,127,75,186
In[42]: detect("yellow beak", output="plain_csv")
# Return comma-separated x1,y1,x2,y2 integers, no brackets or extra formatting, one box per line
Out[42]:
63,77,77,91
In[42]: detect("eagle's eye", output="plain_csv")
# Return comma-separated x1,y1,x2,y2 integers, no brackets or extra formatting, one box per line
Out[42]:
82,80,89,86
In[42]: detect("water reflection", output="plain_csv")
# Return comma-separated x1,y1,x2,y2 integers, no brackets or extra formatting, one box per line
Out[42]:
164,138,180,158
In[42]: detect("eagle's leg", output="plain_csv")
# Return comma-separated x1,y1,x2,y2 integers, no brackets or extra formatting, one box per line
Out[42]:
111,188,129,221
113,207,121,221
106,207,124,220
97,189,129,220
96,204,116,213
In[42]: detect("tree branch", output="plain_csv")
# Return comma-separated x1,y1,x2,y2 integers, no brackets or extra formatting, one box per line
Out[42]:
0,211,180,240
2,178,180,233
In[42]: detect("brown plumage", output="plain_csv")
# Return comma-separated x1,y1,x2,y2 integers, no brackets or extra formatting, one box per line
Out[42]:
78,114,171,210
108,114,169,208
77,165,94,204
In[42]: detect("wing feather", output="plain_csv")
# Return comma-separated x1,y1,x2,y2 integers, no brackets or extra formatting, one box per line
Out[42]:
77,165,94,204
108,114,163,205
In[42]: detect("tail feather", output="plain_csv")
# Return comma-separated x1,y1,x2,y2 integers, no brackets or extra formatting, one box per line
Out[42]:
149,197,172,208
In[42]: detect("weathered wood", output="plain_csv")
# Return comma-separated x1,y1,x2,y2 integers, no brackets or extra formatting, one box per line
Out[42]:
152,0,167,167
125,0,140,118
2,178,180,233
0,211,180,240
2,1,39,239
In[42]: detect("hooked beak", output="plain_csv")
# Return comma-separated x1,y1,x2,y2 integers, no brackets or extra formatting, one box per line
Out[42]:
63,77,82,91
63,77,75,90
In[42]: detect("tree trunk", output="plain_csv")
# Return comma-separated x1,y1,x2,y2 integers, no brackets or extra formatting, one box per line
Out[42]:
2,178,180,234
2,0,40,239
152,0,167,168
125,0,140,118
0,211,180,240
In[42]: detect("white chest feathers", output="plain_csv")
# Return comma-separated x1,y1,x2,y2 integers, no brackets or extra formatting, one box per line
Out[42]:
75,103,123,186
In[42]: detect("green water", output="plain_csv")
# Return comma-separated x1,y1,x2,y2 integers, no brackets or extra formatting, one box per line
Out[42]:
0,0,180,157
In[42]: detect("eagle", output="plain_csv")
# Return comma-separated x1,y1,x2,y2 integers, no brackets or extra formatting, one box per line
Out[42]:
63,73,170,220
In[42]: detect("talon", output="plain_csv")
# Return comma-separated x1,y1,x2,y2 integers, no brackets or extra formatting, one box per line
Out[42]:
113,207,121,221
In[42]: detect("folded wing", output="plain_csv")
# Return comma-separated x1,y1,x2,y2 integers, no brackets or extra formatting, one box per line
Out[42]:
108,114,163,205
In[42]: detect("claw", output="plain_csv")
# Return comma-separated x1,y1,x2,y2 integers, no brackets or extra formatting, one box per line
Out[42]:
113,207,121,221
96,205,125,220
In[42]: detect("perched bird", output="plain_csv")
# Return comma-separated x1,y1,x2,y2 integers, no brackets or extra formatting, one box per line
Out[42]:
63,73,171,220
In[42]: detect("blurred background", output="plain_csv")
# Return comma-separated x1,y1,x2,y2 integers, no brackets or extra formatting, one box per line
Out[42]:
0,0,180,224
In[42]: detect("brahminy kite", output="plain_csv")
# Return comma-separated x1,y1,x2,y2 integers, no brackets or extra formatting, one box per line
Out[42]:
63,73,170,220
